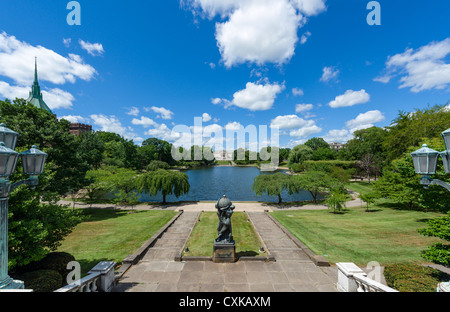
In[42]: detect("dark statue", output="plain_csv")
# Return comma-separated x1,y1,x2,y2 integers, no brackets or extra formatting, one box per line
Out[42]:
215,195,235,245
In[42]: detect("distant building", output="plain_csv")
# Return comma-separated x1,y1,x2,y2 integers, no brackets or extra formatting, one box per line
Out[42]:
69,123,92,136
329,142,344,151
27,58,92,136
213,150,234,161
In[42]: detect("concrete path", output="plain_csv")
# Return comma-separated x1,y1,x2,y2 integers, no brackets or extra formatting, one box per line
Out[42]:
113,210,338,292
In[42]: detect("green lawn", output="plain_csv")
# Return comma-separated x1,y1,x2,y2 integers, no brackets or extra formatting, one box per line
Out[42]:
183,212,266,258
270,207,445,266
346,181,376,195
57,209,177,274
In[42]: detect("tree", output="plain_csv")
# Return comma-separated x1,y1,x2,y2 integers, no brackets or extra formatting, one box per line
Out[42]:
418,212,450,266
312,147,336,161
383,104,450,164
141,138,174,165
326,190,347,214
288,144,313,168
0,99,85,269
252,173,292,204
305,137,330,151
358,192,378,212
290,171,333,203
135,169,190,204
146,160,170,171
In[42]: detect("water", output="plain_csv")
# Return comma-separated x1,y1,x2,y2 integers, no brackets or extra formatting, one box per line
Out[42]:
139,166,316,203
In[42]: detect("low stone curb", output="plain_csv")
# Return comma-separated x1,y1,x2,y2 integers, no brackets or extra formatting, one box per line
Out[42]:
264,211,330,267
115,210,184,280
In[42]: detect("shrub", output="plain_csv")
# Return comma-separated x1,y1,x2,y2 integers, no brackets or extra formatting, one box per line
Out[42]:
384,263,449,292
19,270,63,292
13,252,75,283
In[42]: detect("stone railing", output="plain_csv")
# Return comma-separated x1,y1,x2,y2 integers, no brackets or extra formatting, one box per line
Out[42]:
55,261,116,293
337,262,398,292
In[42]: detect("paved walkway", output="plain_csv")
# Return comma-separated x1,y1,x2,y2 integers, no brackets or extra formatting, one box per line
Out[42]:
113,211,338,292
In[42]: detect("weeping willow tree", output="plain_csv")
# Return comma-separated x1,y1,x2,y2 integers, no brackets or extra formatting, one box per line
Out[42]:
252,172,292,204
135,169,190,204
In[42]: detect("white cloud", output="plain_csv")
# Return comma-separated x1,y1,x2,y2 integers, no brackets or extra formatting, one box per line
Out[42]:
270,114,321,138
90,114,138,141
0,81,75,109
295,103,314,113
63,38,71,48
132,116,158,128
289,123,322,138
300,31,311,44
211,98,222,105
184,0,326,67
0,32,97,86
270,115,308,129
145,106,174,120
322,129,353,144
320,66,339,82
292,87,304,96
379,38,450,92
126,106,140,116
202,113,212,122
79,39,105,56
224,121,242,131
226,81,285,111
59,115,89,124
291,0,327,16
328,89,370,108
345,110,385,132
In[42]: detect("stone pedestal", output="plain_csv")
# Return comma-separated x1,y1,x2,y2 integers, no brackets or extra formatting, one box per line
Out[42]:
213,243,236,263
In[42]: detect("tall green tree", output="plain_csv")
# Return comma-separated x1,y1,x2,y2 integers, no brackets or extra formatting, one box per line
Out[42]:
383,104,450,164
288,144,313,168
305,137,330,151
290,171,334,203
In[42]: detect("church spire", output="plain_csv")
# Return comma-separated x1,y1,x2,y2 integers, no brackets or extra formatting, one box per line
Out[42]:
27,57,53,114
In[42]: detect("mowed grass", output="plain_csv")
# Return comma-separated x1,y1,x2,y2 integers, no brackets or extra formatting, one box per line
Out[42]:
346,181,376,195
57,209,177,274
270,207,445,266
184,212,266,258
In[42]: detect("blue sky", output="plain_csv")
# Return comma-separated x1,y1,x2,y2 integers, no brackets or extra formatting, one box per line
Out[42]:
0,0,449,150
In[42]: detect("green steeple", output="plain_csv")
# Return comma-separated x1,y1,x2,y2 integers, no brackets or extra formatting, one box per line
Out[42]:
27,58,53,114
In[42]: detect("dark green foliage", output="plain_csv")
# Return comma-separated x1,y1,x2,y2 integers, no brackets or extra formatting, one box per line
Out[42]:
13,252,75,281
146,160,170,171
418,212,450,266
384,263,449,292
305,137,330,151
18,269,63,292
288,144,313,168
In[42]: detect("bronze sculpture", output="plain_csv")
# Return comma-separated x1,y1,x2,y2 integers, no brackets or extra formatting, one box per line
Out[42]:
215,195,235,244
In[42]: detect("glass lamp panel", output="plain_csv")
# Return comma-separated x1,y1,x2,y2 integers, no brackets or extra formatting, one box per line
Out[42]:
442,152,450,174
418,155,429,174
0,124,19,150
6,153,18,176
0,154,8,176
412,156,420,174
427,154,439,174
442,129,450,151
